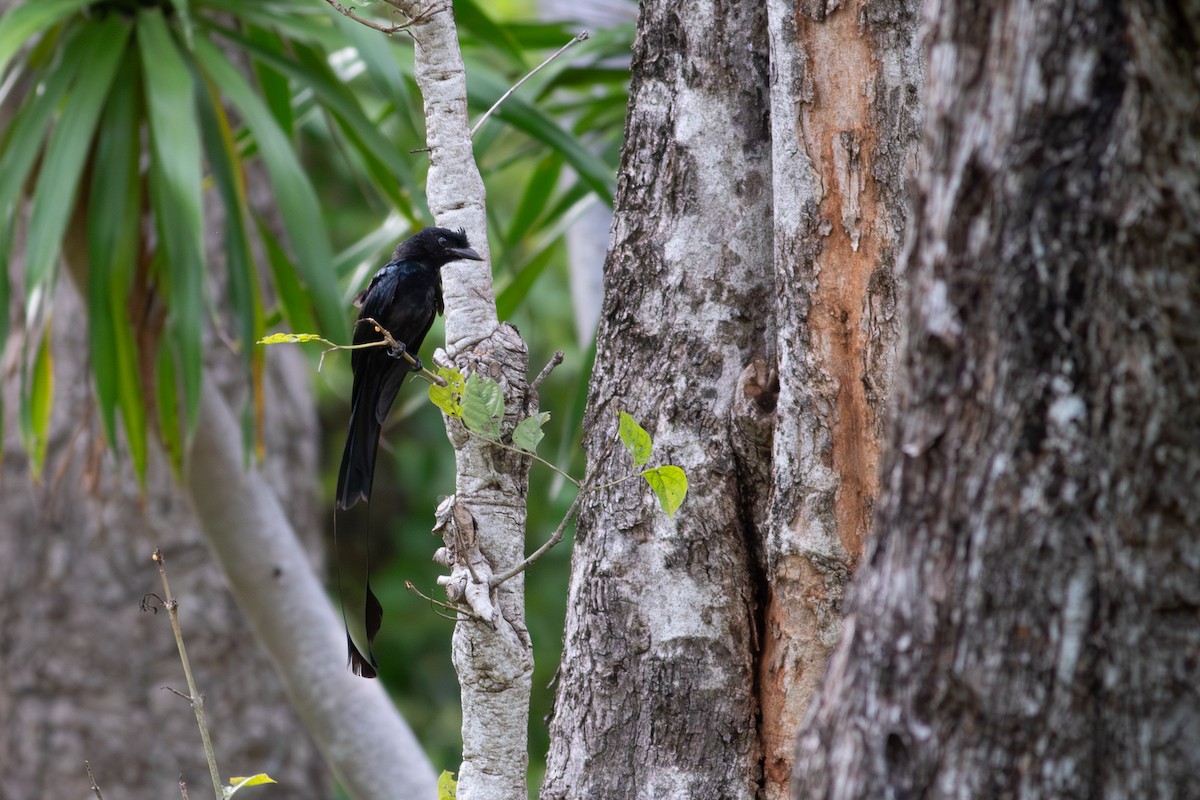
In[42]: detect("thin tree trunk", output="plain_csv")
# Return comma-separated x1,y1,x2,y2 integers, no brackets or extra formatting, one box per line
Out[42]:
400,5,535,798
794,2,1200,797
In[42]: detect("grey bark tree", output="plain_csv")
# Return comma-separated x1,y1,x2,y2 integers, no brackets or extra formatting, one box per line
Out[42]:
793,1,1200,797
542,1,922,798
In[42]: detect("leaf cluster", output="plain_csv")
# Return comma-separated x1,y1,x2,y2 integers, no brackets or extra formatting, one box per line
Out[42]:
0,0,631,486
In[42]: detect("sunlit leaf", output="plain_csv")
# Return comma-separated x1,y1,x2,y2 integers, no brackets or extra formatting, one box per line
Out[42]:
512,412,550,453
617,411,653,468
258,332,329,345
0,0,91,77
642,465,688,518
462,374,504,438
22,324,54,479
226,773,277,796
429,366,466,418
437,770,457,800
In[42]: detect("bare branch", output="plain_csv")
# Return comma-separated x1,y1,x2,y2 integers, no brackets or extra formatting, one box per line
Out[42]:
490,489,583,587
84,761,105,800
531,350,565,393
470,31,590,138
152,549,224,800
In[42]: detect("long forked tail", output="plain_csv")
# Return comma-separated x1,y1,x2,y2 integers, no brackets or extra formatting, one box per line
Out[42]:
336,396,380,510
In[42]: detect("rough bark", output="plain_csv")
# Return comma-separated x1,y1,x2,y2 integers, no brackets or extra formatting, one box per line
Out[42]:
545,0,774,796
757,0,920,792
794,1,1200,797
542,0,920,796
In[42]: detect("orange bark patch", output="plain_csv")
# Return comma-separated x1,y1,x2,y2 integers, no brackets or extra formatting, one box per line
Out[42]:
798,0,883,561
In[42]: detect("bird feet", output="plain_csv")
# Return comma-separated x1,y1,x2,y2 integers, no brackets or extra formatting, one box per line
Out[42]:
386,341,422,371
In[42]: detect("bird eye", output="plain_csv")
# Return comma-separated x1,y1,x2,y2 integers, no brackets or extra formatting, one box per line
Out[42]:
437,236,447,246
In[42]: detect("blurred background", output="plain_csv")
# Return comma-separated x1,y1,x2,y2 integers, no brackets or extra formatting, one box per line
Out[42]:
0,0,634,794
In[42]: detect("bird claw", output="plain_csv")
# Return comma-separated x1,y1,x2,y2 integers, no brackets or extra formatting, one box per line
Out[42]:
386,342,408,359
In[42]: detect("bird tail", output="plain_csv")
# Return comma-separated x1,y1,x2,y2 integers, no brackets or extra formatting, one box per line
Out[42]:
336,391,380,510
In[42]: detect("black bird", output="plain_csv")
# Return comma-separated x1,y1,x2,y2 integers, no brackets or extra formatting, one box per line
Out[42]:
335,226,482,676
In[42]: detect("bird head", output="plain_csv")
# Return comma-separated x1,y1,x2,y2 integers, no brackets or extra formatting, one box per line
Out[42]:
394,226,484,267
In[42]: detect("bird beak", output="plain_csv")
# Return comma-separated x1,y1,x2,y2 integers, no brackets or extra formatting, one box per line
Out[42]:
448,246,483,262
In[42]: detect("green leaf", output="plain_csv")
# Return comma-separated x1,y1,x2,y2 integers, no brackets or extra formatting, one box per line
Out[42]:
139,8,204,435
455,0,527,68
437,770,457,800
462,374,504,438
0,0,92,76
429,367,465,419
0,214,11,446
24,16,129,317
23,324,55,479
505,153,563,248
495,237,561,320
512,412,550,453
155,336,185,476
0,23,83,227
642,465,689,518
87,49,147,481
618,411,653,468
193,37,347,343
225,773,277,797
253,212,319,336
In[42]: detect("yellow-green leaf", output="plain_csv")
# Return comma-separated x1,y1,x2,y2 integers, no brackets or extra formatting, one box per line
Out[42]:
257,332,329,345
618,411,652,468
24,325,55,478
225,773,277,797
642,465,688,518
429,366,465,418
437,770,458,800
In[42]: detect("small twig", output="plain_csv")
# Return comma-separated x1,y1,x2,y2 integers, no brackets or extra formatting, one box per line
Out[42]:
470,31,590,138
404,580,480,622
152,549,224,800
461,427,582,487
531,350,564,393
588,472,646,493
322,0,414,34
85,761,105,800
359,317,449,385
490,489,584,586
161,686,194,703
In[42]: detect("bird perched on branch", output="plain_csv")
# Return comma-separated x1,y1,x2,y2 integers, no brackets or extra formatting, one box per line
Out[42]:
335,226,483,677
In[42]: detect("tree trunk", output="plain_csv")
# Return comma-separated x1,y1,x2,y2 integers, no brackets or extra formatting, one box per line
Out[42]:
794,2,1200,797
542,0,921,797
